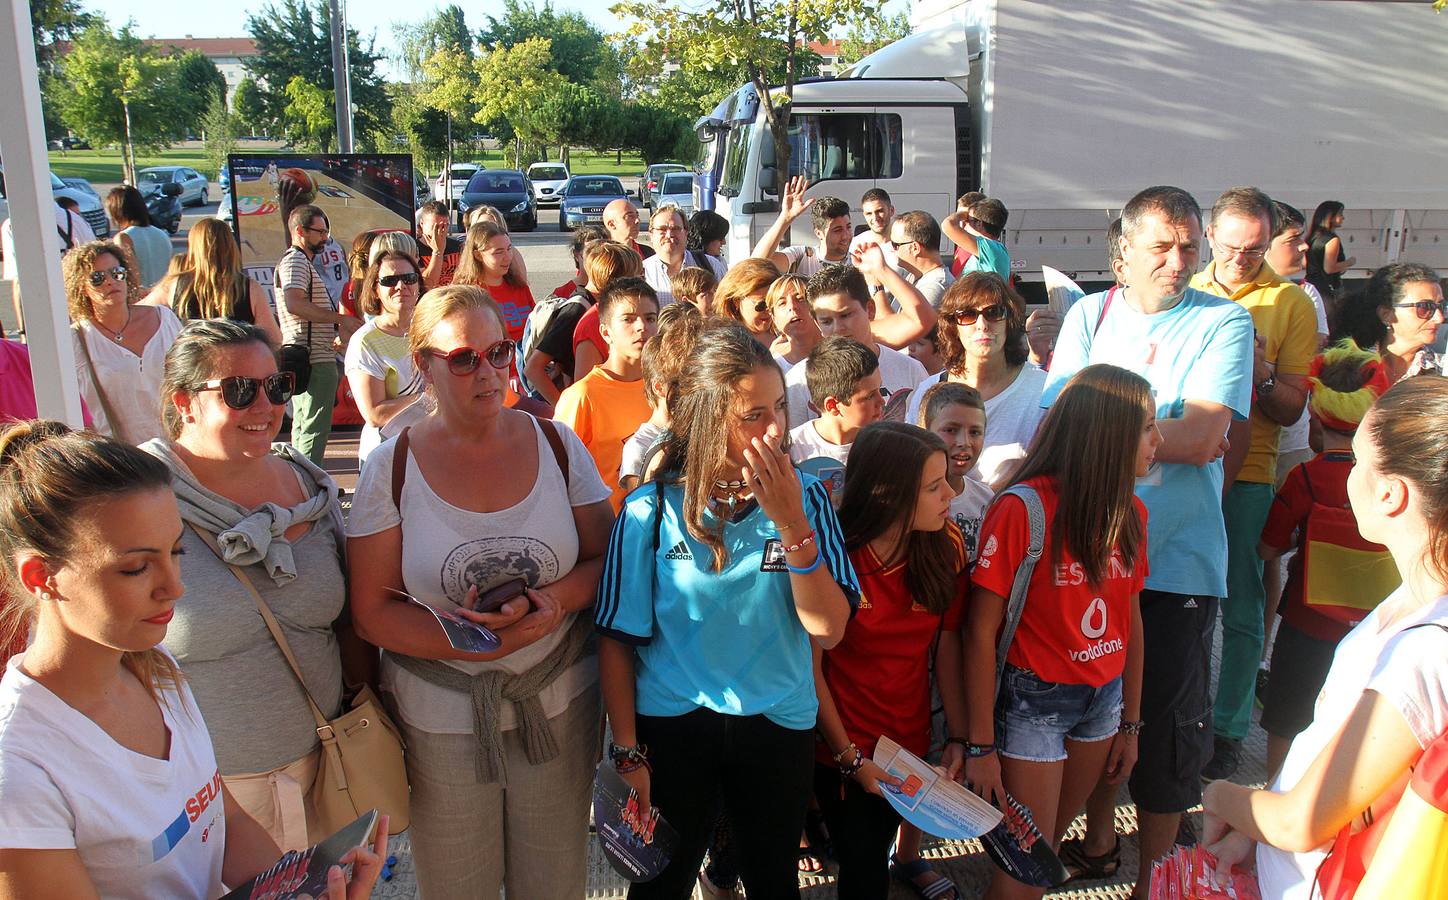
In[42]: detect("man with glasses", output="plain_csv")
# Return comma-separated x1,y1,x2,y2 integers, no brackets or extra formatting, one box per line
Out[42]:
1041,186,1254,897
889,211,955,309
1189,187,1319,782
277,204,363,463
642,206,725,306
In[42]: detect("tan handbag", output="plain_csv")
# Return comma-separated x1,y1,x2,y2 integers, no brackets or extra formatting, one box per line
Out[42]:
189,525,411,833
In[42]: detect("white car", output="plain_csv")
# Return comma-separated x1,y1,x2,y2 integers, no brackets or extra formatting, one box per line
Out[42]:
526,162,570,207
434,163,480,208
655,172,697,218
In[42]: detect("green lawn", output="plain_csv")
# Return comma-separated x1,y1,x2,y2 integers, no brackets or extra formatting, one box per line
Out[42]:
49,146,647,185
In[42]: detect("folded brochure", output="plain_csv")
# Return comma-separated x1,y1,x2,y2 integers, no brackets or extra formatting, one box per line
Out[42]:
388,588,500,653
222,809,378,899
979,791,1070,888
873,735,1002,839
592,760,680,883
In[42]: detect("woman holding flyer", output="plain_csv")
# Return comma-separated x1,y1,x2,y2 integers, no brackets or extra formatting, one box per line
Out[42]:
0,422,385,899
814,421,971,900
596,322,858,899
963,364,1154,900
1203,376,1448,900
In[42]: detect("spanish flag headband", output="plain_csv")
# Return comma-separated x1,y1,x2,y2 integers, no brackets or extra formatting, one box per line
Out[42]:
1307,341,1391,434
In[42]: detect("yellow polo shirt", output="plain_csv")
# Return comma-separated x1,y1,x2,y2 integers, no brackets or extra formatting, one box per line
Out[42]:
1190,262,1319,484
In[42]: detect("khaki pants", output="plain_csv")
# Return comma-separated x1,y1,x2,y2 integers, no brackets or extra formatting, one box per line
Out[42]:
223,749,322,852
403,688,602,899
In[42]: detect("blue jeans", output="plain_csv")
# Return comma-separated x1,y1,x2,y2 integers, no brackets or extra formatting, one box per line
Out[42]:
994,666,1122,763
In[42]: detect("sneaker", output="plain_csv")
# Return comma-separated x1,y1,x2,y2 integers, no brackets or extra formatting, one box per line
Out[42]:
1255,668,1270,709
1201,736,1242,781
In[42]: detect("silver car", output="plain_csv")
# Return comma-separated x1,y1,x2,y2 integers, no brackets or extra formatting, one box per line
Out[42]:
434,163,480,208
137,166,209,207
655,172,696,218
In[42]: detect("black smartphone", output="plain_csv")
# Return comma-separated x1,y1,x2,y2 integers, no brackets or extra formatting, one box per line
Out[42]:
473,578,528,614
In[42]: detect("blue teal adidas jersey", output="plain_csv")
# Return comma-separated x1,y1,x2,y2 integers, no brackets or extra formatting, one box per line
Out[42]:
595,473,860,729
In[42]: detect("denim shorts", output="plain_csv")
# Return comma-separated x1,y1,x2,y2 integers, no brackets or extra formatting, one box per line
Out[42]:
994,666,1123,763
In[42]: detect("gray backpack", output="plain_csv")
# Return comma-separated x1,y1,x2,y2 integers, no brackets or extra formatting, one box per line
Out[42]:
991,484,1047,693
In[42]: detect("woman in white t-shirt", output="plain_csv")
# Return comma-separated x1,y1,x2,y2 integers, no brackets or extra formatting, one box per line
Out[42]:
0,422,385,899
347,284,614,898
345,248,425,462
1202,377,1448,899
904,273,1046,488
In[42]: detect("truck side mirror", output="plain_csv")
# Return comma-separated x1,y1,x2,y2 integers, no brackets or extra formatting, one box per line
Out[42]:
759,166,778,196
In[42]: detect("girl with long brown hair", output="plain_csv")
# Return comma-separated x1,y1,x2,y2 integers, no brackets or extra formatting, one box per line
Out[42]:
814,421,971,899
451,221,534,345
963,364,1157,900
165,218,283,345
716,257,783,347
596,321,857,898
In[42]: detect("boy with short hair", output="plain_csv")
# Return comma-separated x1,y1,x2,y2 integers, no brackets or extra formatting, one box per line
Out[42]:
619,303,704,494
918,380,993,557
554,276,660,511
789,337,885,467
668,266,717,314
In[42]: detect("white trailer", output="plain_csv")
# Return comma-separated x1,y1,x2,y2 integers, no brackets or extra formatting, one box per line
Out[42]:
710,0,1448,287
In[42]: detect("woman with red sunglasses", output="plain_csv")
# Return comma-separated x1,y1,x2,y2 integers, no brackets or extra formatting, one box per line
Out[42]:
903,272,1047,488
139,319,373,852
347,284,615,897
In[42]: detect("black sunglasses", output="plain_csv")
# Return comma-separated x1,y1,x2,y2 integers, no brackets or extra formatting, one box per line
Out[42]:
1395,300,1447,321
196,373,295,410
751,300,769,313
952,304,1009,325
378,272,421,288
425,340,516,375
88,265,127,287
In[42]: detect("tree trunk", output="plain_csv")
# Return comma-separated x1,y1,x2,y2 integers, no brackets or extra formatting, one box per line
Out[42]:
122,98,137,185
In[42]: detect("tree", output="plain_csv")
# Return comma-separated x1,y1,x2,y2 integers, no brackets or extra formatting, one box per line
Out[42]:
232,76,268,135
394,4,472,82
282,76,334,150
55,23,182,183
479,0,623,96
838,10,910,66
245,0,390,150
174,51,228,134
612,0,881,181
200,87,236,178
470,37,571,168
31,0,99,138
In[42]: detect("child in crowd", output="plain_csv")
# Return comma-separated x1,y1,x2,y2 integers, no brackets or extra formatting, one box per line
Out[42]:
669,266,717,315
596,323,857,898
573,244,646,383
906,324,945,376
524,239,639,405
554,276,660,511
1258,342,1394,776
966,364,1155,900
919,380,993,558
814,422,970,900
767,273,820,374
788,337,886,473
619,302,704,494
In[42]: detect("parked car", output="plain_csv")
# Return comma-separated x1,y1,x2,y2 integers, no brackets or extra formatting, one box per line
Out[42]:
641,163,689,211
434,162,481,207
458,169,536,232
0,168,112,246
526,162,570,207
59,177,99,201
412,169,430,209
137,166,209,207
559,175,627,232
654,172,697,218
216,167,233,223
47,136,90,151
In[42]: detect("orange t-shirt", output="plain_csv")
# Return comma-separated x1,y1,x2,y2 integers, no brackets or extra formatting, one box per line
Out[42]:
972,476,1148,686
553,366,651,511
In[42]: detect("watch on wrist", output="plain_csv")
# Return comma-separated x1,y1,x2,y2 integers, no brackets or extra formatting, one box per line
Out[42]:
1255,376,1276,397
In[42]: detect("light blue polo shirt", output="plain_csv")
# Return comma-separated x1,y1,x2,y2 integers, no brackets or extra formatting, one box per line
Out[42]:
595,474,860,729
1042,287,1254,598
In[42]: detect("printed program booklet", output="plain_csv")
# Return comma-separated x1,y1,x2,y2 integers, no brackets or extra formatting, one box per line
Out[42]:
222,810,378,899
387,588,500,653
873,735,1003,840
592,761,680,882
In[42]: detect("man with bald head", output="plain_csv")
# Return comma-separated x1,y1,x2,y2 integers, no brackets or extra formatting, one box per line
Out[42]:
603,198,653,260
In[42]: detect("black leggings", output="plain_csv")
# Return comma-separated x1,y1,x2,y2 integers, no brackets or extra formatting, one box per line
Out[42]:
813,764,903,900
629,708,815,900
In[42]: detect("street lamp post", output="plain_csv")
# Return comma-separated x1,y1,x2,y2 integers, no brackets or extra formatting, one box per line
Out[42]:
328,0,354,153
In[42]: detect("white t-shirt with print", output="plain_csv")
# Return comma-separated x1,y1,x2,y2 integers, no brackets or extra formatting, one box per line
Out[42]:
1256,587,1448,900
906,364,1048,487
343,319,424,463
786,343,926,429
788,420,851,467
777,244,847,279
346,416,612,734
950,475,995,560
0,653,227,900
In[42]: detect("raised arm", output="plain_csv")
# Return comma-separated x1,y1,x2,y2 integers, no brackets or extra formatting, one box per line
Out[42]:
852,240,935,347
751,175,811,270
942,210,981,259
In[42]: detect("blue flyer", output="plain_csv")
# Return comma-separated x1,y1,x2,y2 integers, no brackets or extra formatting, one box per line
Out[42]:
873,735,1002,840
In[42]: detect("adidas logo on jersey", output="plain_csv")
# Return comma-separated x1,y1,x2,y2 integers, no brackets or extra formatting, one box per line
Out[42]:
664,541,693,561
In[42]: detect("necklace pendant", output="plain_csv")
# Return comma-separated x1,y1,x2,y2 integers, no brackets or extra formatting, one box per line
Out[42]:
112,332,125,343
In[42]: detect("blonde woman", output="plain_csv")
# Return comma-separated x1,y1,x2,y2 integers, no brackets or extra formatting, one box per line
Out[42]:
717,257,783,347
163,218,282,345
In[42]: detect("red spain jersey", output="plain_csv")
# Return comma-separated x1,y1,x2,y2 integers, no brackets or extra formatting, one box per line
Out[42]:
972,476,1147,687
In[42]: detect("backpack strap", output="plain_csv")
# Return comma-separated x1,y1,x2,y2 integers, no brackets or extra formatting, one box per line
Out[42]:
390,427,411,513
993,484,1047,691
537,416,571,491
1092,285,1118,339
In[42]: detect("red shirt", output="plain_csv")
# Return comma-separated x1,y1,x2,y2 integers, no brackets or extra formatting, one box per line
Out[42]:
951,245,971,277
819,526,969,761
972,476,1147,687
572,304,606,365
480,280,536,345
551,279,578,300
1260,451,1357,642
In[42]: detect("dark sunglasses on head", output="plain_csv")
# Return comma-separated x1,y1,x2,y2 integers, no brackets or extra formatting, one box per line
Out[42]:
952,304,1009,325
1396,300,1447,321
378,272,420,287
425,340,516,375
88,265,127,287
196,372,295,409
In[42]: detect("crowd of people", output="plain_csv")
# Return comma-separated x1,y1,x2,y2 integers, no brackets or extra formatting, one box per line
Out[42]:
0,169,1444,900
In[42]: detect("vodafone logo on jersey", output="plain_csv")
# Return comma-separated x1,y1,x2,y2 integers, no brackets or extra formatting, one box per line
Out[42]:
1068,597,1122,664
1081,597,1108,639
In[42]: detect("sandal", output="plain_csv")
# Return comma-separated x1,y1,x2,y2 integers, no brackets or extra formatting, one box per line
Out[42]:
797,836,824,874
803,808,833,860
1058,836,1122,882
889,855,960,900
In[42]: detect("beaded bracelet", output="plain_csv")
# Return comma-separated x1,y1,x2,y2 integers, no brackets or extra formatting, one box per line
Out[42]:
1118,719,1145,736
838,748,866,777
781,530,816,554
831,742,860,765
